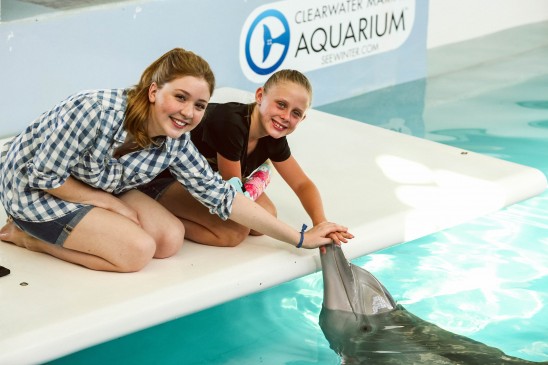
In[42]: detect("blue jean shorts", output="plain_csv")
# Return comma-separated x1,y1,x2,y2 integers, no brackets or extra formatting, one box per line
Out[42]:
11,205,94,246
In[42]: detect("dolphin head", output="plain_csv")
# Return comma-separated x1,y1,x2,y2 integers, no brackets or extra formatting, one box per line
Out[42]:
319,245,537,364
319,244,398,360
320,244,396,316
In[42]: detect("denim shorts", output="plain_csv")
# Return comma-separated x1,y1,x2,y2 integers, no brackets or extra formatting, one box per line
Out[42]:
11,205,94,246
137,177,176,201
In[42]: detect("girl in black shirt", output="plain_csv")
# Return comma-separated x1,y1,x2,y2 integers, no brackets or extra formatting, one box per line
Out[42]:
155,70,352,247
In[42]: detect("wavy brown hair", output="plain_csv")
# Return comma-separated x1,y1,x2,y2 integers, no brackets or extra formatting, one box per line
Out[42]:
125,48,215,147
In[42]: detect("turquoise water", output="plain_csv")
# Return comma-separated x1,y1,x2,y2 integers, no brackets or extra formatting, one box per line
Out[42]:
48,75,548,364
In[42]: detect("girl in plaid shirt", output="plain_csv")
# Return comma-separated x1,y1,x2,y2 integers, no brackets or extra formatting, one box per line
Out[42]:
0,48,350,272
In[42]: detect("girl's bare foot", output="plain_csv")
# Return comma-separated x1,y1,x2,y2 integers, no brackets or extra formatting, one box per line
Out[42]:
0,219,44,252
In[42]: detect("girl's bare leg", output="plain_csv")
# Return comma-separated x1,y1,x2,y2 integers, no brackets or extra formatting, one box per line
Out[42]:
0,209,155,272
0,190,184,272
158,183,253,247
118,189,185,259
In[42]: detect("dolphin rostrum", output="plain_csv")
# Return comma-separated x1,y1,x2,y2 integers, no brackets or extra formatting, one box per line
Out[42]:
319,244,545,364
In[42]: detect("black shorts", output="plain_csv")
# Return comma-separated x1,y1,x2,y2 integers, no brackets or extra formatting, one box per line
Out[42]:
137,177,176,201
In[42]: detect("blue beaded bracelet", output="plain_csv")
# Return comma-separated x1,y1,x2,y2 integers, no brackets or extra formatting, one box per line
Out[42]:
297,224,308,248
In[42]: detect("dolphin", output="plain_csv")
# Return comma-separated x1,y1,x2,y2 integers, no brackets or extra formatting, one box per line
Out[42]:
319,244,546,364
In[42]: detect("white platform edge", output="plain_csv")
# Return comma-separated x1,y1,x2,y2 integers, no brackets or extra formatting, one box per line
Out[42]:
0,88,546,364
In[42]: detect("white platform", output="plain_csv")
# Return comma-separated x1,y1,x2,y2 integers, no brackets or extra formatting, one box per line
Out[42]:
0,88,546,364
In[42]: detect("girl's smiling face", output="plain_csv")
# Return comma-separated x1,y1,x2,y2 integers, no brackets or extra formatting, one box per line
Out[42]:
255,81,310,139
147,75,211,139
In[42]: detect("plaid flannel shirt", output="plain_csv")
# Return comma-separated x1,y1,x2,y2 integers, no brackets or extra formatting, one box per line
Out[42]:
0,89,235,222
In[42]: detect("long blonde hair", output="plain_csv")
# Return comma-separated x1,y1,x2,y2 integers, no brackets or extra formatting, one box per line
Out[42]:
125,48,215,147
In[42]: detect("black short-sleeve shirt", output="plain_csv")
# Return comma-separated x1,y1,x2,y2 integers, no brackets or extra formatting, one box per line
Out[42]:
191,102,291,177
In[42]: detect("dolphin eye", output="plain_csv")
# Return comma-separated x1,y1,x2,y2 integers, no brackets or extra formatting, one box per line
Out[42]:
361,324,372,333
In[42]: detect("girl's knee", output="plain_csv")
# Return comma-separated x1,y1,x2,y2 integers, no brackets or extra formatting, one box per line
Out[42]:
154,221,185,258
117,235,156,272
216,225,249,247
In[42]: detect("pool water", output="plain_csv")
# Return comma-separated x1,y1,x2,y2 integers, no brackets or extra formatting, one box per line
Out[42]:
48,74,548,364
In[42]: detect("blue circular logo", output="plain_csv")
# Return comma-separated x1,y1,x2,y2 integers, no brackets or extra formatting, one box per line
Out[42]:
245,9,290,76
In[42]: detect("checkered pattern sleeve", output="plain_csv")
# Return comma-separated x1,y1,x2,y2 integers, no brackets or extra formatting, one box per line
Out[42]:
26,97,101,190
169,138,237,221
0,89,127,222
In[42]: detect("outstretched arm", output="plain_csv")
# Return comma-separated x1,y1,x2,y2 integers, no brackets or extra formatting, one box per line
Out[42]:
229,193,347,249
273,156,353,245
274,156,326,223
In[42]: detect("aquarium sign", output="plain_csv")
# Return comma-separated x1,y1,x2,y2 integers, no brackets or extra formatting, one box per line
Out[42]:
240,0,415,82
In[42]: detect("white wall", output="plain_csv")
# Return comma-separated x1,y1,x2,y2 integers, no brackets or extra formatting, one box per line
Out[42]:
0,1,429,135
427,0,548,48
